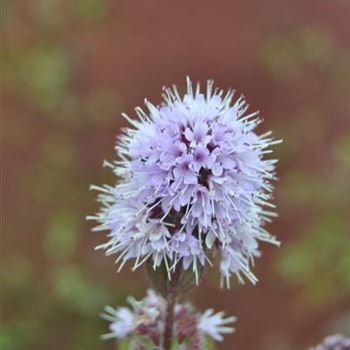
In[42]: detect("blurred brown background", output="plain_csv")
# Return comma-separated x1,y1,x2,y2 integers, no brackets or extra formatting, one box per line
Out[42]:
4,0,350,349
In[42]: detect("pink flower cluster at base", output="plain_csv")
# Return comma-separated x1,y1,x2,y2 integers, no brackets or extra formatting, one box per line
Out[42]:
101,290,235,350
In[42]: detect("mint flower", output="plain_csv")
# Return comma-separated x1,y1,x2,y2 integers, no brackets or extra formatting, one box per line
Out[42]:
101,306,135,340
89,77,281,287
310,334,350,350
101,289,235,349
198,309,236,342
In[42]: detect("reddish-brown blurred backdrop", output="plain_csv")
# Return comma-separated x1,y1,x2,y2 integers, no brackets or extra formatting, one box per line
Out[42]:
4,0,350,349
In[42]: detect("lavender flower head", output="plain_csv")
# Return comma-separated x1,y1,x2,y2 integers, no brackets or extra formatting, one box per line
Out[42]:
310,335,350,350
89,77,281,287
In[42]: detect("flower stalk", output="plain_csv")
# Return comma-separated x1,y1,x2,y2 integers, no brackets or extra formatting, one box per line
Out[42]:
163,297,176,350
163,268,181,350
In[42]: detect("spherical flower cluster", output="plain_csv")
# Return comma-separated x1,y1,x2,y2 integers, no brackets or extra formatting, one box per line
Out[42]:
89,77,281,286
310,335,350,350
101,289,235,349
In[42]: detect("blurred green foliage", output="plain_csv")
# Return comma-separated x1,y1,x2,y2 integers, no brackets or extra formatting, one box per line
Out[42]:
4,250,116,350
275,135,350,308
53,266,111,315
72,0,109,22
7,44,69,112
262,27,336,76
44,210,80,261
32,0,67,30
4,2,122,350
277,215,349,306
333,135,350,170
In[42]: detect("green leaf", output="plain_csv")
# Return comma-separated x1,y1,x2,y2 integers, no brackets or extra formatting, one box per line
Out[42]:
204,336,217,350
118,339,132,350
